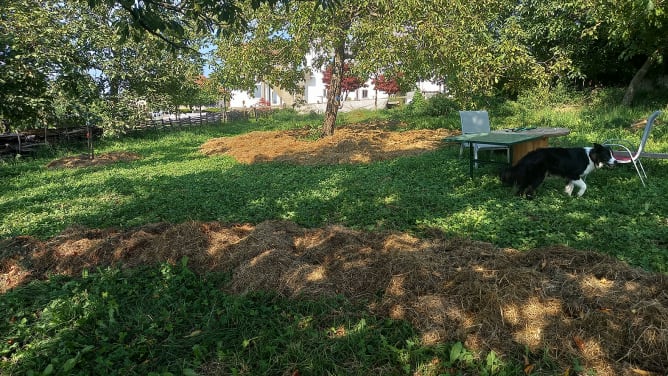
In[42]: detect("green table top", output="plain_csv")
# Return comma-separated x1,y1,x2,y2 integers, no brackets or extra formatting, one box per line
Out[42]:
444,132,544,146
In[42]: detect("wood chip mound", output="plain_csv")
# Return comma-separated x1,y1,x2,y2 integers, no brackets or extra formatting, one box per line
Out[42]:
2,220,666,375
200,122,455,165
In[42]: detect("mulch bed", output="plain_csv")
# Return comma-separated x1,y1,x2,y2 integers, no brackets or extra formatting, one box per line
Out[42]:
2,220,666,375
200,121,454,165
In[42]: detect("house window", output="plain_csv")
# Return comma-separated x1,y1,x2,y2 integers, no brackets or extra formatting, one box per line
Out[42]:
361,89,368,99
254,84,262,99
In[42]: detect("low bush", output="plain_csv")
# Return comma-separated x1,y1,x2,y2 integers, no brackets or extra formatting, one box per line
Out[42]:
425,93,458,117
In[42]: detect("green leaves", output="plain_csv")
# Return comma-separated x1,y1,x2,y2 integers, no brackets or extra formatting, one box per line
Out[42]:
83,0,341,43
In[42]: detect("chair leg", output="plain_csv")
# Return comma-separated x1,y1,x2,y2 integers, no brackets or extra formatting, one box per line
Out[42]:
474,145,479,168
631,160,647,187
637,160,648,179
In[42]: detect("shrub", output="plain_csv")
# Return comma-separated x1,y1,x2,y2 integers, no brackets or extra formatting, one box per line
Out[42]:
406,90,428,116
426,94,458,117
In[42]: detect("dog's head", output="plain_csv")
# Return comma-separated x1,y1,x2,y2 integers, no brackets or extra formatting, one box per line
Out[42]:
589,143,616,168
499,167,515,186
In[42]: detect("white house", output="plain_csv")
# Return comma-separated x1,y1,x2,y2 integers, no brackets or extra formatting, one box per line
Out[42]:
226,82,283,109
226,53,445,112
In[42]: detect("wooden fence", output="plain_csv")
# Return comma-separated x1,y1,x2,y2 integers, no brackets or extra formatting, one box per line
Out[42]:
1,107,280,157
133,108,277,132
134,112,224,131
1,126,103,157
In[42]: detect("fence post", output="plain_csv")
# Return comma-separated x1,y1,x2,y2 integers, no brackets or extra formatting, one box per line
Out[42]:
86,120,94,160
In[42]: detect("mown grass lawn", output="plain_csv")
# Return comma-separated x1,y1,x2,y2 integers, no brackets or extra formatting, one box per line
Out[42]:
1,90,667,375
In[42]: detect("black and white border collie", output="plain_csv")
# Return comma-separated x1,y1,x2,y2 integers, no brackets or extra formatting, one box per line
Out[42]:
500,143,616,199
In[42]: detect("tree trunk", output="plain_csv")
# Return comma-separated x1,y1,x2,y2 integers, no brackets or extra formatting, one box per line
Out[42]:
322,42,345,137
622,54,655,106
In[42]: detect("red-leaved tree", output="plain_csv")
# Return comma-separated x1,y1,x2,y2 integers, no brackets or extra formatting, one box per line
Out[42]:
322,63,366,102
372,74,403,95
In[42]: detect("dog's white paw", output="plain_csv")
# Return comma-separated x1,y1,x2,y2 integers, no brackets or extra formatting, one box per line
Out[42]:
564,183,574,196
573,179,587,197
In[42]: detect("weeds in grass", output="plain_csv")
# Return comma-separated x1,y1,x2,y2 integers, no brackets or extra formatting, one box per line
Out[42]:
0,262,538,375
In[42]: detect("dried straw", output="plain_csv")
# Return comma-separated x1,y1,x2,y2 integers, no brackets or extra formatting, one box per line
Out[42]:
1,220,666,375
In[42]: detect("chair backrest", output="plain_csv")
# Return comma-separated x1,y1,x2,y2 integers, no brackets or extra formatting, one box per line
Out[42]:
459,111,491,134
636,110,662,155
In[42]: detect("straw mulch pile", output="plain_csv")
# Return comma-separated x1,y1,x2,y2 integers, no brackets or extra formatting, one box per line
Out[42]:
45,121,449,169
2,220,666,375
200,121,454,165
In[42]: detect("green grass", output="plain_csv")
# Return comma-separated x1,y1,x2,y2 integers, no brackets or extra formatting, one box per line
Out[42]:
0,262,532,376
1,88,667,375
2,106,666,271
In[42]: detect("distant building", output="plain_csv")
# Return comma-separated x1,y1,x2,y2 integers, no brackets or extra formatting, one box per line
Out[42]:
226,53,445,112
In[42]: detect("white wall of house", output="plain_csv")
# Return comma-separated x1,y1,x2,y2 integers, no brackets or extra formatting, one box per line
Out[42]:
227,83,285,108
416,81,445,94
304,72,326,104
227,90,255,108
225,51,445,111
